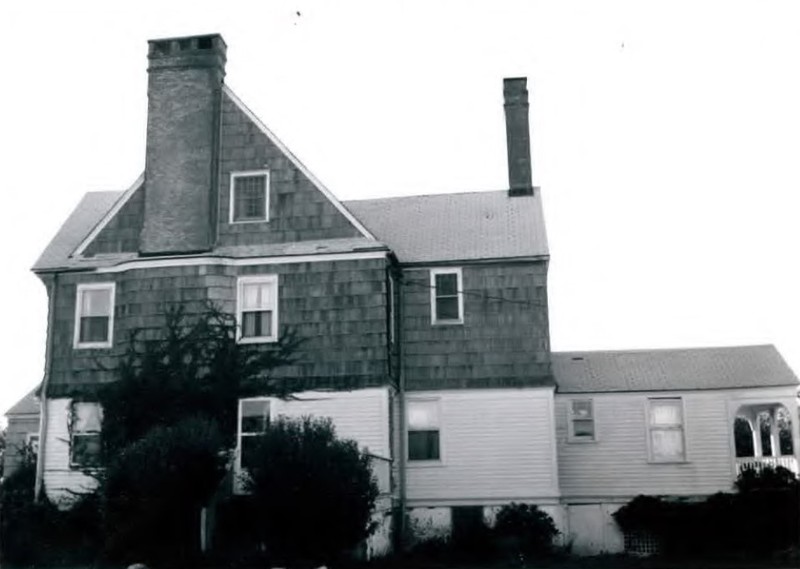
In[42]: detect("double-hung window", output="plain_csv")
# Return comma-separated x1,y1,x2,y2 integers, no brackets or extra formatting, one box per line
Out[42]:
230,170,269,223
430,268,463,324
236,275,279,343
74,283,115,348
568,399,595,442
647,398,686,462
407,399,441,462
238,399,270,471
70,402,102,468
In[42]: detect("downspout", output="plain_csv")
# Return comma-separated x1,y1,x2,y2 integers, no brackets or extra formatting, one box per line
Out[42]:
34,272,57,502
395,266,407,550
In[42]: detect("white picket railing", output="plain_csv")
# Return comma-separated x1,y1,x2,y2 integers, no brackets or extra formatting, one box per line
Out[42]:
735,455,799,476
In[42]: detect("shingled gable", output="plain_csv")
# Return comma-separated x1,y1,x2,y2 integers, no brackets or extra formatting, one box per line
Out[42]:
552,345,800,393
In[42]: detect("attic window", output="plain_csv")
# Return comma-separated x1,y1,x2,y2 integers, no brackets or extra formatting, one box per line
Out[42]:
230,170,269,223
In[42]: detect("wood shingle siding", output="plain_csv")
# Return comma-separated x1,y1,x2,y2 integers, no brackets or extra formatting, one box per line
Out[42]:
401,262,551,390
82,186,145,256
404,388,559,505
46,257,392,397
216,92,364,246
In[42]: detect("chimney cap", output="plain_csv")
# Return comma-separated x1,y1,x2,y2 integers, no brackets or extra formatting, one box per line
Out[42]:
148,33,227,60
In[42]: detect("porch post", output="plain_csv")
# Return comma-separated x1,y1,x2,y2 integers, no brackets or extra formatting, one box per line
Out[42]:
751,413,763,457
768,409,780,457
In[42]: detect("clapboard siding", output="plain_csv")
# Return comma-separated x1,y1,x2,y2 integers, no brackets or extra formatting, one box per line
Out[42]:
401,262,551,390
555,386,797,498
405,388,559,504
266,387,392,458
46,257,391,397
42,398,98,502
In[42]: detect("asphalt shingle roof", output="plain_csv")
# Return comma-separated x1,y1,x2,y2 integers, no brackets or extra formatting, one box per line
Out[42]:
5,388,39,416
552,345,800,393
344,190,548,264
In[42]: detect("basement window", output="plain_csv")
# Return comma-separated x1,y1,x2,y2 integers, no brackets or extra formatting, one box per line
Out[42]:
230,170,270,223
74,283,115,349
430,268,463,325
236,275,279,343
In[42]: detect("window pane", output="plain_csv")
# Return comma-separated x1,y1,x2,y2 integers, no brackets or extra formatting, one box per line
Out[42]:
71,433,102,467
651,429,685,461
408,430,440,461
573,419,595,438
234,175,267,220
241,435,262,470
436,297,459,321
408,401,439,429
241,400,270,433
242,310,272,338
81,288,111,317
650,400,682,426
435,273,458,296
572,400,593,418
73,402,103,431
242,282,272,310
80,316,109,343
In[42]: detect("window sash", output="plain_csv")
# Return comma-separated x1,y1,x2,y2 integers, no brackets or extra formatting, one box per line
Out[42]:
75,285,114,347
71,433,101,468
431,269,462,323
408,430,440,461
648,399,686,461
237,277,278,342
232,173,268,222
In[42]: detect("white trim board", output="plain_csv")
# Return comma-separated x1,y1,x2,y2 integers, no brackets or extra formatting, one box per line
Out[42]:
222,85,377,241
72,173,145,258
94,250,389,274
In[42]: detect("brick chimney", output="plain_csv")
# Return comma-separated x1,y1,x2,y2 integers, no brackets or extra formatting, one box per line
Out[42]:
503,77,534,197
140,34,227,255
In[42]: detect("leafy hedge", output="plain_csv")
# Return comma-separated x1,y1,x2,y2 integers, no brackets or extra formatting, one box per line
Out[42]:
614,466,800,557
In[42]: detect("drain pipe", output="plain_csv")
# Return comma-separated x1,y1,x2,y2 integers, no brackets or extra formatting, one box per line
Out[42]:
34,272,57,502
395,266,408,550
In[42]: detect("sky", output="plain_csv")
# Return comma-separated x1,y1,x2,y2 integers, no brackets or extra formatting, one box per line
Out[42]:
1,0,799,417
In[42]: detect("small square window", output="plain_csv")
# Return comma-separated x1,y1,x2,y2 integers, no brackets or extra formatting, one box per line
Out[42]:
70,402,103,468
230,171,269,223
74,284,115,349
568,399,596,442
431,268,463,325
236,276,279,343
648,398,686,462
408,399,441,462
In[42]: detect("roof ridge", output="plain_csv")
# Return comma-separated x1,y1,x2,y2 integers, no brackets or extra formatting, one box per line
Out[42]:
552,344,776,356
343,188,515,203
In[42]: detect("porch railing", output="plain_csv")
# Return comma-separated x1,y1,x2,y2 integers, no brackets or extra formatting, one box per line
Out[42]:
735,455,799,476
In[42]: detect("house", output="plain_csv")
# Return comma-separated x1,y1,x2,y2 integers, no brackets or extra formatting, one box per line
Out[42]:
30,33,799,556
2,388,40,479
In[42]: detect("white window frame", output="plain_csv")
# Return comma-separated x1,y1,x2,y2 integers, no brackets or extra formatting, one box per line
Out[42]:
567,398,597,443
73,283,116,349
229,169,270,224
25,432,40,456
406,397,444,465
430,267,464,325
646,397,688,463
236,275,279,344
236,397,275,482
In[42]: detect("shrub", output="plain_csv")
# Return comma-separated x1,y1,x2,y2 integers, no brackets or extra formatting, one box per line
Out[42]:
100,416,228,564
493,503,560,559
243,416,379,566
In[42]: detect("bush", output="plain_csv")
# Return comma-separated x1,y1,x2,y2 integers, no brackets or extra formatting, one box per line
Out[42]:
100,416,228,564
243,416,379,566
614,466,800,558
0,460,102,566
493,503,560,559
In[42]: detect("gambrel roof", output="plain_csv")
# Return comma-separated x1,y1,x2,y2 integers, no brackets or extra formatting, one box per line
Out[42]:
552,345,800,393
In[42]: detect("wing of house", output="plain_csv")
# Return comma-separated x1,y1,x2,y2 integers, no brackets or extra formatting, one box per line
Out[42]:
3,388,41,479
553,345,800,554
28,33,800,557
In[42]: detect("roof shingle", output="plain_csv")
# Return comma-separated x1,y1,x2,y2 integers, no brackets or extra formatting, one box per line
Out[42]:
552,345,800,393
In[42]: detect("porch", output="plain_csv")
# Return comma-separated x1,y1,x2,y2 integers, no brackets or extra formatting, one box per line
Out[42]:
733,402,798,476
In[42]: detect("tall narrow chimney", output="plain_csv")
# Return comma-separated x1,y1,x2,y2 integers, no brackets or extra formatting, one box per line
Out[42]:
503,77,534,197
140,34,227,255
